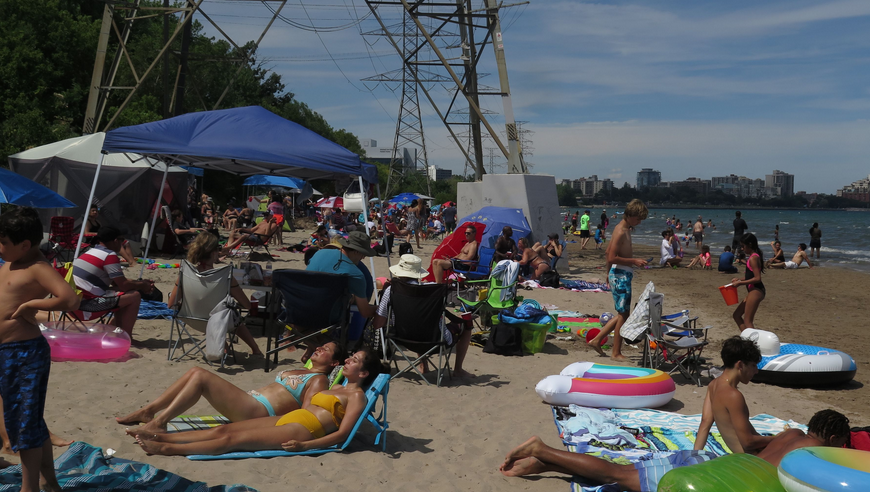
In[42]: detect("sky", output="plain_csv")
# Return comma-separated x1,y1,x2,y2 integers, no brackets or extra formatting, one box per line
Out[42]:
194,0,870,193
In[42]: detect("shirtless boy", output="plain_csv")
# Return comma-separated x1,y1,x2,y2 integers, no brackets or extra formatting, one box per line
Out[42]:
501,337,850,491
432,225,478,284
0,208,80,492
587,199,648,361
769,243,813,270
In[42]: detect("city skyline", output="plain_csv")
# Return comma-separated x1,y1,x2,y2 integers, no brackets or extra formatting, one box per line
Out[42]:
194,1,870,194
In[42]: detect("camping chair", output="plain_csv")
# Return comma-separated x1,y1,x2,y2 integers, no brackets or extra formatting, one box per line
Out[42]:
383,280,454,387
50,261,117,326
168,261,237,367
48,216,79,262
644,292,710,386
161,206,187,259
452,246,493,281
235,218,278,258
265,269,353,372
185,373,390,460
456,259,520,329
550,239,568,272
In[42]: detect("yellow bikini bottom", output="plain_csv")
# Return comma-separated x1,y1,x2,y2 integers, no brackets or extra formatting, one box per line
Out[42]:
275,409,325,438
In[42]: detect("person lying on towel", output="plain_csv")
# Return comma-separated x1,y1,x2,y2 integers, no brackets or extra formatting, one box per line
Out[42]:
133,348,387,456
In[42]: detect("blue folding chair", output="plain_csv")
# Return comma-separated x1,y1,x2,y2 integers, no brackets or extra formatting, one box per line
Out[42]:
454,246,495,281
186,373,390,460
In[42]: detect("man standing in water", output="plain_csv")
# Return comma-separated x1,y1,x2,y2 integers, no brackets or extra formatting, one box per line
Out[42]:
587,200,648,361
732,211,748,260
692,218,705,252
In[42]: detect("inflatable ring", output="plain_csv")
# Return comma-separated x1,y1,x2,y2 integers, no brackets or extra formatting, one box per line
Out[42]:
41,321,131,361
742,329,857,386
778,447,870,492
535,362,675,408
658,453,785,492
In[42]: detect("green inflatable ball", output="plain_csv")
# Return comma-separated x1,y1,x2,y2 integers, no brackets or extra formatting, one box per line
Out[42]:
657,453,786,492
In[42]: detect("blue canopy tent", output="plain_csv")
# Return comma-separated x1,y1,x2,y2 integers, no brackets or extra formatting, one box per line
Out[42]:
457,206,532,249
73,106,378,279
0,167,77,208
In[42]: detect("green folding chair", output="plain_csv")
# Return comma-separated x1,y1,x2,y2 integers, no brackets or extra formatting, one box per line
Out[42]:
457,268,521,330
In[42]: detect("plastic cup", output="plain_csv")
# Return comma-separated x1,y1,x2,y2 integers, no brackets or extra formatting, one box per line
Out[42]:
719,285,739,306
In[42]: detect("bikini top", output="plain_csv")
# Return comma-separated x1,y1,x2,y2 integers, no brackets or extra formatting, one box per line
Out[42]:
275,372,320,405
745,253,765,290
310,392,346,427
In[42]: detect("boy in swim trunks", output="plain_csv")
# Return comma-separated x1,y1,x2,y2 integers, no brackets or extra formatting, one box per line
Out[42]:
0,208,80,492
587,199,648,361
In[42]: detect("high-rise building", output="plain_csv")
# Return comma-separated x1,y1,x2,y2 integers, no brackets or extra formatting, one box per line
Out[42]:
837,175,870,203
426,166,453,181
637,168,661,189
765,170,795,197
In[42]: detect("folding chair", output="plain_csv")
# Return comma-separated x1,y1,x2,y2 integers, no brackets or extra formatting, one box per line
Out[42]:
454,246,494,281
265,269,352,372
185,373,390,460
456,259,520,328
48,216,79,262
644,292,710,386
169,261,237,367
384,280,454,387
236,219,278,258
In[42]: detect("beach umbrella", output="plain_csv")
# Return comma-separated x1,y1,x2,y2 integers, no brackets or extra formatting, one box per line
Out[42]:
0,168,76,208
314,196,344,209
389,192,434,204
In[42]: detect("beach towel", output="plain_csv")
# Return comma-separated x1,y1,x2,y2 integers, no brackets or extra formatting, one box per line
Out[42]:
138,300,175,319
166,415,231,433
619,281,655,343
0,441,256,492
521,279,610,293
490,259,520,303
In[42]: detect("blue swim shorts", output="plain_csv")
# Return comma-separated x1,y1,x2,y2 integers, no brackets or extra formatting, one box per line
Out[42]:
608,266,633,314
635,450,718,492
0,336,52,452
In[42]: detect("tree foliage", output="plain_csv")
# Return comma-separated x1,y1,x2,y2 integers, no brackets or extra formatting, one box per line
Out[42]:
556,184,578,207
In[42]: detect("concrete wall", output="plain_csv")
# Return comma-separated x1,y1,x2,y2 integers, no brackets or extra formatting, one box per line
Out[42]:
457,174,563,245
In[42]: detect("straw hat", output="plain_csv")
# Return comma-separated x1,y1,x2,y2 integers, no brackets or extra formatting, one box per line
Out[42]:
389,254,428,279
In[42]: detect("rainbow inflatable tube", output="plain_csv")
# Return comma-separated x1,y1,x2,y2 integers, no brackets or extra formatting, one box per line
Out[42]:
41,322,131,361
658,453,785,492
778,447,870,492
535,362,675,408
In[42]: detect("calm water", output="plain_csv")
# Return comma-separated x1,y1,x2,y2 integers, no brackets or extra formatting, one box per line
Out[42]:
561,207,870,271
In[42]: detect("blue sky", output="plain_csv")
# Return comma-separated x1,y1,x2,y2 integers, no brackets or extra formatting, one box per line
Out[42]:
197,0,870,193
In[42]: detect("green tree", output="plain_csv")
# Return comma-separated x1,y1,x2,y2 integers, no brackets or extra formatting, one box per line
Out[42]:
557,184,578,207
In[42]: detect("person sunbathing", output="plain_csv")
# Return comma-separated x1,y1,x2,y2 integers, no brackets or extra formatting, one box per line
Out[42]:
518,237,550,280
167,233,262,357
500,409,849,492
223,211,279,252
133,348,387,456
116,342,346,435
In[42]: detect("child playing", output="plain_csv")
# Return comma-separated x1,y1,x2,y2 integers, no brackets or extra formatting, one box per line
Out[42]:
685,244,712,269
587,199,648,361
0,207,80,492
718,245,738,274
593,224,605,249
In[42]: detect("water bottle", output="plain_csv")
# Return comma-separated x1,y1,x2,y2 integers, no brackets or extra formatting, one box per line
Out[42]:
249,294,259,318
264,261,272,286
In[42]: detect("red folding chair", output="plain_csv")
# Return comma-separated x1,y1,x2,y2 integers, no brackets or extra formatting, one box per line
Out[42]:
49,216,80,262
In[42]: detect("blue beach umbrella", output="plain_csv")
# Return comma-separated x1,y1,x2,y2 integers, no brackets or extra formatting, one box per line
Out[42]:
389,192,434,204
0,167,76,208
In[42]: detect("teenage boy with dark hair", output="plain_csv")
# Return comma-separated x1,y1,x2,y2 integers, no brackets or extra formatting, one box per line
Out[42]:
0,208,80,492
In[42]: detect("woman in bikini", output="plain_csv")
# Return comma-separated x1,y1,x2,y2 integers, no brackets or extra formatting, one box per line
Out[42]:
134,348,385,456
117,341,347,435
222,201,240,230
518,238,550,280
731,233,765,332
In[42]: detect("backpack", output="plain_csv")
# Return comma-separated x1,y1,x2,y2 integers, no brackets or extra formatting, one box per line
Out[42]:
539,270,560,288
399,242,413,255
482,322,524,356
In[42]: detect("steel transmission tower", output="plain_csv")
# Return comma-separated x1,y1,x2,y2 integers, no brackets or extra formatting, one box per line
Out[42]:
362,0,528,181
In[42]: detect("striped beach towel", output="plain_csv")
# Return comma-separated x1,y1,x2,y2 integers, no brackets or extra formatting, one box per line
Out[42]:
0,441,256,492
167,415,231,433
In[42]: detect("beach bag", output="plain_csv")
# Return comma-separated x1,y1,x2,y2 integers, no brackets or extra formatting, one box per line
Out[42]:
538,270,560,288
483,322,524,356
141,285,163,303
205,295,240,361
399,242,413,255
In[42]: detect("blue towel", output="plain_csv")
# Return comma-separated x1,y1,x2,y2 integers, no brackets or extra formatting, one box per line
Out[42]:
0,441,257,491
138,300,175,319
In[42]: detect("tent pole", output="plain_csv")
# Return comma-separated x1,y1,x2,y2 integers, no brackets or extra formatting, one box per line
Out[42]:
74,152,106,258
138,163,169,279
359,175,376,294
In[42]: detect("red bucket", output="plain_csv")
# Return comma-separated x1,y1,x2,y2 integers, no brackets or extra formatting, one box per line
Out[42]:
719,285,739,306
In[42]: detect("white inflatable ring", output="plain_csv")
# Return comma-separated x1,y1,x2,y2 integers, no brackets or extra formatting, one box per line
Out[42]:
535,362,675,408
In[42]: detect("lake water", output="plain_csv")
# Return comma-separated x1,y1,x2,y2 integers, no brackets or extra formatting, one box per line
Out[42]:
561,207,870,271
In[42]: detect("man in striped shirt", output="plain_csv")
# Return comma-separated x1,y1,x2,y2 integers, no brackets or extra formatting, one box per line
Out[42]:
72,227,153,339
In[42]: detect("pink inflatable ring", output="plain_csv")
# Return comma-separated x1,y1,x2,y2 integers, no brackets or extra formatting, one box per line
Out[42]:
41,321,131,361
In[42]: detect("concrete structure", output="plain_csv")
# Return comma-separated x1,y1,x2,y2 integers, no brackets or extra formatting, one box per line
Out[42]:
427,165,453,181
765,170,795,197
457,174,562,247
837,175,870,203
636,168,661,189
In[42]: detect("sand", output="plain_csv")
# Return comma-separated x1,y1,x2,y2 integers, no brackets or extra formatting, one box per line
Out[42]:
10,229,868,491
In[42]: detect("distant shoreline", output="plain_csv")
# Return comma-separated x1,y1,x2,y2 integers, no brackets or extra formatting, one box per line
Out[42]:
561,205,869,212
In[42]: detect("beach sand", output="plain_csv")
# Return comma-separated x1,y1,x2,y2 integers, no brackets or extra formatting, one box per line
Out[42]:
18,229,869,491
